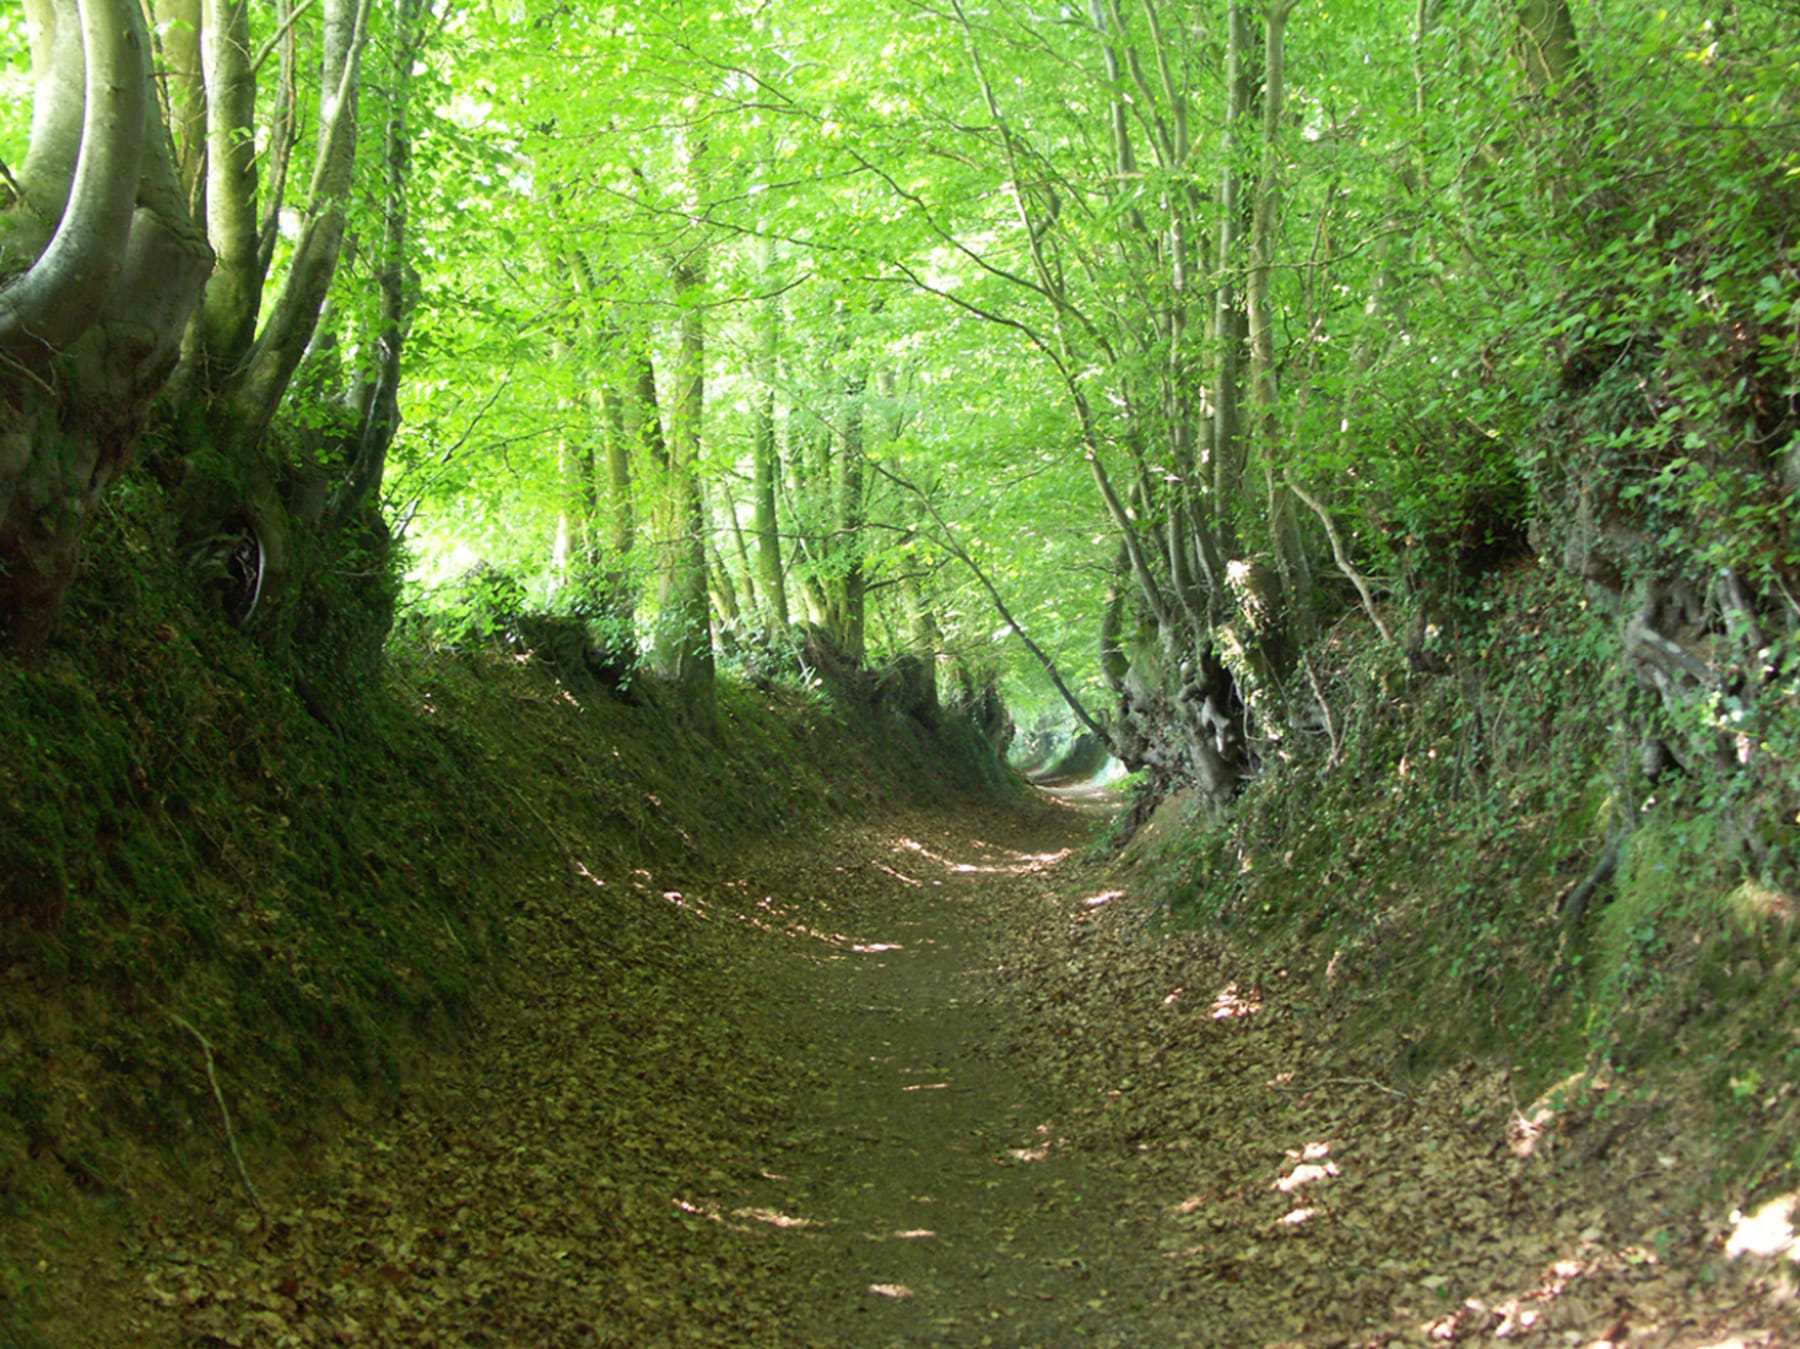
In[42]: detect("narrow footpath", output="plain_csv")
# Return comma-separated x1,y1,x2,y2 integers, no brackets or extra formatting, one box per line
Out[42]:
731,788,1177,1347
61,784,1800,1347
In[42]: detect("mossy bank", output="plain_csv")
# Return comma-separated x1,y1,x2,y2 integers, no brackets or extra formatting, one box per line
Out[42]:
0,538,1013,1335
1115,554,1800,1205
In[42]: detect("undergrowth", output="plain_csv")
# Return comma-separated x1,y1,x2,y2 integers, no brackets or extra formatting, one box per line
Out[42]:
1118,9,1800,1198
1128,555,1800,1195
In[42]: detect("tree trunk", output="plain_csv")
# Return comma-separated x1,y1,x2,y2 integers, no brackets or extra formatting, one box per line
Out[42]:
825,338,868,664
593,379,636,642
751,239,789,635
0,0,213,651
1209,0,1253,528
1248,2,1311,625
706,528,742,647
1514,0,1582,95
717,477,760,620
786,366,833,625
331,0,424,529
218,0,371,448
149,0,378,666
550,416,596,591
196,0,261,369
655,255,715,697
154,0,207,207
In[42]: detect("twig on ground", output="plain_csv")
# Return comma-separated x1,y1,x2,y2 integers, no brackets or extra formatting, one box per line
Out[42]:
1289,1075,1414,1103
1301,653,1341,767
169,1013,265,1216
506,783,584,867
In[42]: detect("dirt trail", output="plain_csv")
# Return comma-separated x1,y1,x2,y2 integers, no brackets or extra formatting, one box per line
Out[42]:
81,786,1166,1349
49,783,1800,1347
734,791,1172,1347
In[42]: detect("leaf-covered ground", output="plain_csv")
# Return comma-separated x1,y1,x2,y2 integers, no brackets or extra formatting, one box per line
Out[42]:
30,784,1800,1346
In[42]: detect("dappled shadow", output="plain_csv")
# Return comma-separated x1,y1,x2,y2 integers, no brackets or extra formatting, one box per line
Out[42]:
122,789,1800,1347
683,805,1180,1346
893,834,1072,875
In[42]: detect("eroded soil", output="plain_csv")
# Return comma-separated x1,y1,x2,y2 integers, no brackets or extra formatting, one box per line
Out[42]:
24,786,1800,1346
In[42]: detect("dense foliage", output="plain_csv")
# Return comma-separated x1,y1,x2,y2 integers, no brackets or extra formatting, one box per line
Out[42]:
1,2,1797,938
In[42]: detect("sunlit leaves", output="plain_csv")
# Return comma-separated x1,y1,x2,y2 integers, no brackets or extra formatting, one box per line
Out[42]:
375,0,1800,728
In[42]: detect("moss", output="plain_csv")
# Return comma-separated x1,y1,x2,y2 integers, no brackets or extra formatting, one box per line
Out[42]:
1124,548,1800,1187
3,487,1016,1255
1587,820,1708,998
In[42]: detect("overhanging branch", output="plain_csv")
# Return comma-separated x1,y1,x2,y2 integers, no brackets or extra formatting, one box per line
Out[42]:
875,459,1112,746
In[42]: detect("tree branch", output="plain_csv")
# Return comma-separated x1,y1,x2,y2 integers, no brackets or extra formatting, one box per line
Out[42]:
1286,476,1392,645
1,0,148,359
875,459,1112,746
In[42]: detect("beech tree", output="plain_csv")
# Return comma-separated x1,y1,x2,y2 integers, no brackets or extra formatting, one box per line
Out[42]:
0,0,212,650
0,0,434,656
158,0,391,655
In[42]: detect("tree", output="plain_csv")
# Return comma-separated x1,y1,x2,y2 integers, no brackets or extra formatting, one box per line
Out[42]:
0,0,212,650
654,241,716,697
748,239,790,637
0,0,436,661
159,0,385,654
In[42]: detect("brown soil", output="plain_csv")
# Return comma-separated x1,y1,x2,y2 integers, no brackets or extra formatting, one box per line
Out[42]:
19,786,1800,1346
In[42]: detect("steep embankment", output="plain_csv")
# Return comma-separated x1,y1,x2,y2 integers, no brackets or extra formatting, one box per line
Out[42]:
5,550,1799,1347
0,607,1008,1345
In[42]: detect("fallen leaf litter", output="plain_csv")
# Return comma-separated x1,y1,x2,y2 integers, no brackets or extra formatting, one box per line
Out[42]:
84,789,1800,1345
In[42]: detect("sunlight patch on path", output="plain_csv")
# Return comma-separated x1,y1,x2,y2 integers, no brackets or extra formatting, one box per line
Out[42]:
892,835,1072,875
